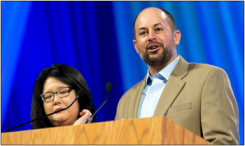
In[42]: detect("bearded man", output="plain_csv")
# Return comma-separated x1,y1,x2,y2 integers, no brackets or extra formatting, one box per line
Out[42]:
115,7,239,145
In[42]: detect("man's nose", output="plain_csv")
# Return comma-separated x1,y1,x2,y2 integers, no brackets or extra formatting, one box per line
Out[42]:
148,30,156,41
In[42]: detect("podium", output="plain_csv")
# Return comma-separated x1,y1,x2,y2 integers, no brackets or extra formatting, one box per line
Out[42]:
1,116,211,144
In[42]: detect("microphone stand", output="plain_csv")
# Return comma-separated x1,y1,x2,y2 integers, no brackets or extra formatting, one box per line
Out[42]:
86,82,112,123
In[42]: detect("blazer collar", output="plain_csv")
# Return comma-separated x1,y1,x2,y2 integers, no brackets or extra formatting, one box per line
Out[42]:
154,55,189,116
128,76,146,119
127,56,189,119
172,55,189,79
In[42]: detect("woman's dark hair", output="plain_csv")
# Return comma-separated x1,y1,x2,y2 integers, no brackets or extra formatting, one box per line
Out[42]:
31,64,96,129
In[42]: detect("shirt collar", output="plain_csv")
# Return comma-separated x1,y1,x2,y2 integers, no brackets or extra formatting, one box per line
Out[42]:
145,55,180,86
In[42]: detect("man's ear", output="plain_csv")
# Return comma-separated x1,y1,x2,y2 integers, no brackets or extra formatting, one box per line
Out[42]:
133,39,139,53
174,30,181,45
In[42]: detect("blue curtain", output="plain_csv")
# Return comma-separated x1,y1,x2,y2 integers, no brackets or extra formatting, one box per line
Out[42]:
1,1,243,144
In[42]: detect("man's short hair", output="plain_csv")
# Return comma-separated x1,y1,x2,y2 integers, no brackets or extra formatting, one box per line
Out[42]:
133,7,177,39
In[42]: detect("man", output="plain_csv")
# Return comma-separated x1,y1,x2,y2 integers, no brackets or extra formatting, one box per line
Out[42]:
115,7,239,144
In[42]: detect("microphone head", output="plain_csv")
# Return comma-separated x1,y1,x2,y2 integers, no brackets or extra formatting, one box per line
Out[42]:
76,88,85,98
106,82,112,92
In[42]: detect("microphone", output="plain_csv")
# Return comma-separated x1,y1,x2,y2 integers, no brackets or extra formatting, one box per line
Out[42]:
86,82,112,123
5,88,85,132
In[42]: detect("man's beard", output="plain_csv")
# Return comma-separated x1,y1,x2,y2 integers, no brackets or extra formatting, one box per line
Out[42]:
139,40,175,66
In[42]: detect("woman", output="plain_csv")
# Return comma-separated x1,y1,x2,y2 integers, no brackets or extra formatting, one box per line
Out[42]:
31,64,96,129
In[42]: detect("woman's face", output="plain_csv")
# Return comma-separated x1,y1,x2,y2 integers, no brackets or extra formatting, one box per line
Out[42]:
42,76,80,127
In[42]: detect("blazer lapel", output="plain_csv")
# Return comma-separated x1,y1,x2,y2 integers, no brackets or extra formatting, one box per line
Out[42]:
128,76,147,119
154,56,189,116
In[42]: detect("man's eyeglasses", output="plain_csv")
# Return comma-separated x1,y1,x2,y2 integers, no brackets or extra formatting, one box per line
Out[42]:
40,87,74,102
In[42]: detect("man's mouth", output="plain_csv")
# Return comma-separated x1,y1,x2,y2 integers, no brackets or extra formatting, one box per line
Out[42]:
147,44,161,53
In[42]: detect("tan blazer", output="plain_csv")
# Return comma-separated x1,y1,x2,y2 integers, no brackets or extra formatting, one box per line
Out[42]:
115,56,239,144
